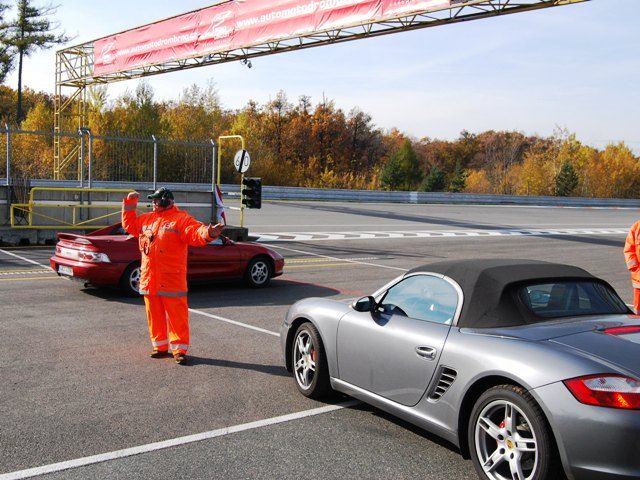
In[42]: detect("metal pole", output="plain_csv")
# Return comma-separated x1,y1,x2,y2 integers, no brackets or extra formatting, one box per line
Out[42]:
5,123,10,186
152,135,158,190
78,129,84,188
86,128,93,189
210,139,217,224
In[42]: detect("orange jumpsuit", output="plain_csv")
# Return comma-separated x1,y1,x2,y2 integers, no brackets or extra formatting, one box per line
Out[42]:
624,220,640,313
122,197,213,355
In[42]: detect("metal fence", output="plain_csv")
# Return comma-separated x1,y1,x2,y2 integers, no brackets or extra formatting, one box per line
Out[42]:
1,125,217,188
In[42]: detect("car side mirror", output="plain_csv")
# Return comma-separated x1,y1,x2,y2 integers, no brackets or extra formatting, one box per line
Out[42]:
353,296,376,313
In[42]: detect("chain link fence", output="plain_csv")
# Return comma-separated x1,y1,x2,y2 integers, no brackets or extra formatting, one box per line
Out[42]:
1,125,217,187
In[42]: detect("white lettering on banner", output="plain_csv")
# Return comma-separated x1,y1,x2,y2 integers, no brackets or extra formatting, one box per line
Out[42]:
93,0,452,75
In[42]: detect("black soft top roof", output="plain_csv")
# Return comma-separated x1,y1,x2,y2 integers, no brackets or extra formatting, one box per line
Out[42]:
407,259,605,328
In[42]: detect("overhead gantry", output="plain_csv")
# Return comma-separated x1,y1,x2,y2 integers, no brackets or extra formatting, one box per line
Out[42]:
54,0,589,179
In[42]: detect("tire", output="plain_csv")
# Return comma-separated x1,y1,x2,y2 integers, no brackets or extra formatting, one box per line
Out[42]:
291,322,331,399
244,256,272,288
120,262,141,296
468,385,561,480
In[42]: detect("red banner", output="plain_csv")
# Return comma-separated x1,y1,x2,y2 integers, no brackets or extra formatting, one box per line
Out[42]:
94,0,450,76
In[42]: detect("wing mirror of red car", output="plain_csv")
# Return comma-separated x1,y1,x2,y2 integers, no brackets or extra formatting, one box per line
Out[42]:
353,296,377,313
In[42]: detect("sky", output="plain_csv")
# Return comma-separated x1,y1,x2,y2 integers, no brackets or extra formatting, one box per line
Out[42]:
4,0,640,152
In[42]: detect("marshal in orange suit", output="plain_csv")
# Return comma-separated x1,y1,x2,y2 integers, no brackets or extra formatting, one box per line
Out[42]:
122,187,224,364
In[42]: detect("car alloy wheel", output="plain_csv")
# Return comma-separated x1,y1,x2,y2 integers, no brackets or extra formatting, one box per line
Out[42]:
120,262,141,296
469,385,557,480
246,257,271,287
294,329,316,391
475,399,538,480
129,266,141,293
291,323,331,399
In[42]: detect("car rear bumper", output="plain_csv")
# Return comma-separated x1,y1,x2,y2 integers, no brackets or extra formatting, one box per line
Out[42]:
274,258,285,277
533,381,640,480
50,255,125,286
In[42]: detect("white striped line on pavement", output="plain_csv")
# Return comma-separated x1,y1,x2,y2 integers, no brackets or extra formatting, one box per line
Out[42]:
0,249,51,269
253,227,629,243
0,400,358,480
264,243,408,272
286,256,382,264
188,308,279,337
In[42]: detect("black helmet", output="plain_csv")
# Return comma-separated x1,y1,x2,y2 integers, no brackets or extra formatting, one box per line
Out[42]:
147,187,174,200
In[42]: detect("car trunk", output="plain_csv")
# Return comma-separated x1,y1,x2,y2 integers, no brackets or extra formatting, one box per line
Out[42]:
464,315,640,376
550,326,640,377
56,233,128,261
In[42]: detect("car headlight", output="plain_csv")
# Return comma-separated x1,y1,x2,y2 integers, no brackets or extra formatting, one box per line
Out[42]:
78,252,111,263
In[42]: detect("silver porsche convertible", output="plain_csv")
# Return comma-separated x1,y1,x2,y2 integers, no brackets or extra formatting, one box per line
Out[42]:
280,259,640,480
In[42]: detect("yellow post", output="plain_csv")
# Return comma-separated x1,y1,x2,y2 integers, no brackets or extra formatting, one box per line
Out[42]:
217,135,246,228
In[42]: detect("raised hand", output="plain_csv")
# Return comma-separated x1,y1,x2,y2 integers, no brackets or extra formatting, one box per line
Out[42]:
208,223,225,239
126,191,140,201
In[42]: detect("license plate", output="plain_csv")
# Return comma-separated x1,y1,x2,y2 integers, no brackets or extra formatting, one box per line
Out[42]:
58,265,73,276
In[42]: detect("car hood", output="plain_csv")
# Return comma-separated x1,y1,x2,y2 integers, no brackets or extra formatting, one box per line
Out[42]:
463,314,640,376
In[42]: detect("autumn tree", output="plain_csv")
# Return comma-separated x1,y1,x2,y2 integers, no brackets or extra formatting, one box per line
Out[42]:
11,99,52,178
6,0,69,123
477,131,529,194
464,169,492,194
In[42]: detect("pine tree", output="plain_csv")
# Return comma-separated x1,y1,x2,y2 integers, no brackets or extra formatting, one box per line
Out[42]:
421,165,446,192
0,1,12,83
448,160,467,193
381,139,422,190
380,151,404,190
7,0,69,123
554,160,579,197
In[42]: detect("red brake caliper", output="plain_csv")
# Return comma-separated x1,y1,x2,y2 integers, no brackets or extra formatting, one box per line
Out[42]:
311,349,317,362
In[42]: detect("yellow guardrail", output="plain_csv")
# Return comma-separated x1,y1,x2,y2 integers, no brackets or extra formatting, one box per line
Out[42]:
10,187,151,229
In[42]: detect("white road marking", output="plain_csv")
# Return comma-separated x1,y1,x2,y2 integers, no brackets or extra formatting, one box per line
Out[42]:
189,308,280,337
264,244,408,272
0,249,51,269
0,400,358,480
254,227,628,243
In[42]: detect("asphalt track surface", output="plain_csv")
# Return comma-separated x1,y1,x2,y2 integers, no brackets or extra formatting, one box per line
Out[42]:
0,201,636,480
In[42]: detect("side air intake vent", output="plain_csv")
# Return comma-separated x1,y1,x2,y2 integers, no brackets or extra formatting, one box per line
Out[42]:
428,367,457,401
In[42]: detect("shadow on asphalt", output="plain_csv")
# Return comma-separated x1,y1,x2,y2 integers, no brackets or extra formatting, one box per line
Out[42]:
280,202,502,230
183,356,291,377
79,278,342,307
347,402,464,455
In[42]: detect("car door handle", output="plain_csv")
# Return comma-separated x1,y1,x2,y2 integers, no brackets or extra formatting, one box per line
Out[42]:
415,346,437,360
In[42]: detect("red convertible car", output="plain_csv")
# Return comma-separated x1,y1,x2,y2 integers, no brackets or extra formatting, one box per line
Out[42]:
50,224,285,295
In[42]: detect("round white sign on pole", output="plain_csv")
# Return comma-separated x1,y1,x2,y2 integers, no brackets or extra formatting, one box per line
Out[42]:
234,149,251,173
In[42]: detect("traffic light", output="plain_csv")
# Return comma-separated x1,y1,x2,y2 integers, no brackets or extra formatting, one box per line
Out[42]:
242,177,262,209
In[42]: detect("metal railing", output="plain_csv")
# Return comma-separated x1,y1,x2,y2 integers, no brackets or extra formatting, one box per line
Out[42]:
9,187,150,229
2,125,218,188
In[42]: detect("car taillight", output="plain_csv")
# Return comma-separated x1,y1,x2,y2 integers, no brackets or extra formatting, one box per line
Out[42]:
564,374,640,410
603,325,640,336
78,252,111,263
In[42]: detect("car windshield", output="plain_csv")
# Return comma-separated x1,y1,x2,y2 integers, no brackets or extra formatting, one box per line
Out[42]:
518,280,628,318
